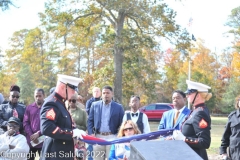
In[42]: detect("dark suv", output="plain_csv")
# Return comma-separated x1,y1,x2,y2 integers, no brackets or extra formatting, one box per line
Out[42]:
139,103,173,121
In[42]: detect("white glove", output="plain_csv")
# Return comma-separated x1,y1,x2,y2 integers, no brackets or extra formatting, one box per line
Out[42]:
72,129,86,139
173,130,185,141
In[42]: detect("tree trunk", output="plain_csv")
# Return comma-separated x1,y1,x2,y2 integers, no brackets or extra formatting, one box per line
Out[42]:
113,47,124,103
113,10,125,103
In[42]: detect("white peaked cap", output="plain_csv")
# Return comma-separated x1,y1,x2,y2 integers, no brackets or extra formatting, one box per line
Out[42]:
186,80,211,92
57,74,82,87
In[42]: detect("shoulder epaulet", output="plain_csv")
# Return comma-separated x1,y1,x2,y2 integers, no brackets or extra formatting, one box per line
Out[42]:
228,110,237,118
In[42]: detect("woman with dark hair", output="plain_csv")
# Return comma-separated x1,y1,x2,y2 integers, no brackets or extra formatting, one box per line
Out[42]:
109,120,141,160
68,93,87,160
0,85,26,134
220,95,240,160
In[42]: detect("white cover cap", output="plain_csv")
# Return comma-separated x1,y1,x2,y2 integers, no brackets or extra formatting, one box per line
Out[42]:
186,80,211,92
57,74,82,87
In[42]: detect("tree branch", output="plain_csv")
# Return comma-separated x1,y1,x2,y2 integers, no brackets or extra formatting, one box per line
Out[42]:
107,9,117,22
72,12,96,23
127,15,144,33
96,0,116,26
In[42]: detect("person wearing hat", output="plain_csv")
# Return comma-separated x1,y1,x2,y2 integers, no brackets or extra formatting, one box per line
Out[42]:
0,85,26,134
173,80,212,160
0,117,29,160
40,74,86,160
219,95,240,160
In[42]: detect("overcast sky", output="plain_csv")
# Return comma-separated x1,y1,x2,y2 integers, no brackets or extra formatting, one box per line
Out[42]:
0,0,239,53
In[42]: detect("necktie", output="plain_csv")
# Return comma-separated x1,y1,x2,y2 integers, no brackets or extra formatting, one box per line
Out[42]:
13,108,18,118
173,111,180,125
132,113,138,117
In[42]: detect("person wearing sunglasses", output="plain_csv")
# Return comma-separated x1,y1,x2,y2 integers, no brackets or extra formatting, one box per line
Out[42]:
68,93,87,131
220,95,240,160
109,120,141,160
68,93,87,160
172,80,212,160
0,85,26,135
0,117,29,160
40,74,86,160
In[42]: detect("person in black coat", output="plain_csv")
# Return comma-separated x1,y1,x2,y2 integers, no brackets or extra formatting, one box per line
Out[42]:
173,80,212,160
220,95,240,160
40,74,86,160
0,85,26,134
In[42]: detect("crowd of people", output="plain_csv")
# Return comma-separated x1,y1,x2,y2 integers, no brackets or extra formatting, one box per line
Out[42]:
0,74,239,160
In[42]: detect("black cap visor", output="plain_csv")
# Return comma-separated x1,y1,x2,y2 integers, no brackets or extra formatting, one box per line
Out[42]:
185,89,198,95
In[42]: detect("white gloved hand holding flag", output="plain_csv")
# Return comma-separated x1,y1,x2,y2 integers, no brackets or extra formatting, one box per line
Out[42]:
72,128,86,139
173,130,185,141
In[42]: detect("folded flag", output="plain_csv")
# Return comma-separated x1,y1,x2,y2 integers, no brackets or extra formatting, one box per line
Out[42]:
80,129,174,145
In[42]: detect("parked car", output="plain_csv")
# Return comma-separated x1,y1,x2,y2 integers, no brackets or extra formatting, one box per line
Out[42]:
139,103,173,121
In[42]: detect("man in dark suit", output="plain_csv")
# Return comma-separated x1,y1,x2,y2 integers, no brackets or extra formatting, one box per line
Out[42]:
158,90,191,131
87,85,124,160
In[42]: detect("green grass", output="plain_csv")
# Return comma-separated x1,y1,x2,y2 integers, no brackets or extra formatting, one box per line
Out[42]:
149,116,228,159
207,116,227,157
211,116,228,125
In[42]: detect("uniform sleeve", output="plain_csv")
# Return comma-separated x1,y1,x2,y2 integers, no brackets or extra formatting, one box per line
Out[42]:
23,107,33,137
87,104,94,135
143,114,151,133
40,103,73,140
158,112,166,130
219,118,231,154
108,144,117,160
185,110,211,149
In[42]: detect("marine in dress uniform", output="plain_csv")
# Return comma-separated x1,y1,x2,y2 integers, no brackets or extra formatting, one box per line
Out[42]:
40,74,86,160
173,80,212,160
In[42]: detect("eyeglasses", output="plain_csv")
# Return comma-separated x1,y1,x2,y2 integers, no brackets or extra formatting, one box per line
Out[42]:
131,95,140,100
12,95,20,99
7,123,19,128
123,127,134,132
69,99,76,103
